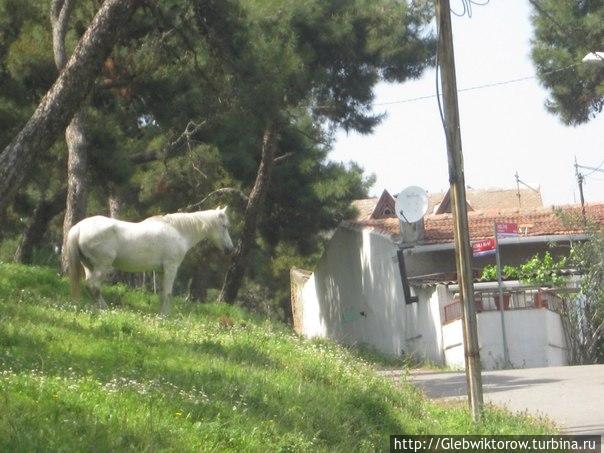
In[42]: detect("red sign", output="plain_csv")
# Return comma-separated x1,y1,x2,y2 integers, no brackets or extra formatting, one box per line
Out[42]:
496,222,519,238
472,238,496,257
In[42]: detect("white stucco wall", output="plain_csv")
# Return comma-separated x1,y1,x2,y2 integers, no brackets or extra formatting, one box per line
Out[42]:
299,273,325,338
441,308,569,370
404,287,444,364
297,226,444,361
295,225,569,370
442,319,465,369
544,309,569,366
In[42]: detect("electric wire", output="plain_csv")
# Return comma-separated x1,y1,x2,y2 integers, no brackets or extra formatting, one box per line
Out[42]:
583,159,604,177
451,0,490,19
435,20,448,149
450,1,467,17
373,63,579,107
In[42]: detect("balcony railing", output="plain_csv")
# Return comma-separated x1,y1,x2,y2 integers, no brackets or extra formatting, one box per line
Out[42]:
443,288,569,324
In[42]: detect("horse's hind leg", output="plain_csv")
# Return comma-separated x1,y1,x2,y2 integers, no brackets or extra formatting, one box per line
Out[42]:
85,267,109,309
160,264,178,316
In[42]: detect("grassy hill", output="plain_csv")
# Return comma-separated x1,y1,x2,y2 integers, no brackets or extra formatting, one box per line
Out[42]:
0,263,553,451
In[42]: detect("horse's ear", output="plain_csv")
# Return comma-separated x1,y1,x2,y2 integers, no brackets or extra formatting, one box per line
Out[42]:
222,206,228,214
216,205,223,211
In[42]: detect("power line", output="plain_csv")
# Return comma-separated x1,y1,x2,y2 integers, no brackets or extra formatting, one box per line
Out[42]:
373,63,578,107
370,1,595,110
435,23,447,149
451,0,490,18
583,159,604,177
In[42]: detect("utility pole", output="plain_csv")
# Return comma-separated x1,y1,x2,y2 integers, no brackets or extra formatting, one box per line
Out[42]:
574,157,586,219
435,0,483,421
514,171,521,208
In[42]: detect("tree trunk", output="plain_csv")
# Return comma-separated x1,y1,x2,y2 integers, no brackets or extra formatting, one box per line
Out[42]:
106,186,137,286
14,189,67,264
51,0,91,273
107,186,123,219
0,0,141,213
60,112,88,271
220,122,277,303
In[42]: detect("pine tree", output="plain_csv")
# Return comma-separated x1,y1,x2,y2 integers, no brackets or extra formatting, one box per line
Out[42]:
192,0,435,302
0,0,142,213
530,0,604,125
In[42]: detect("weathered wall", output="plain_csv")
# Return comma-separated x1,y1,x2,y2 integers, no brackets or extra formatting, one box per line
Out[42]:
544,309,569,366
298,227,444,360
442,319,465,369
442,308,569,370
295,225,570,370
404,286,444,364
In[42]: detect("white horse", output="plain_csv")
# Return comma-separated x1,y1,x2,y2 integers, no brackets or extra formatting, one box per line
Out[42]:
65,207,235,315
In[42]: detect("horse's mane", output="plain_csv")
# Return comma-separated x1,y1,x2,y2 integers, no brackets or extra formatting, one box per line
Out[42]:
156,210,219,238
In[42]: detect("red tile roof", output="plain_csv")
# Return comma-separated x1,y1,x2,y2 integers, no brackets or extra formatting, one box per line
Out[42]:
352,187,543,221
346,203,604,244
350,198,379,222
429,187,543,214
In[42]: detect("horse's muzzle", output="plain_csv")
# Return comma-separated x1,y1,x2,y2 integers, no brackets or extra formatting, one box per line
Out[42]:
224,245,236,256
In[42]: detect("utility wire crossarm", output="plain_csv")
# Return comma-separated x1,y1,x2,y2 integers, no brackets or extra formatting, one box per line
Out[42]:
574,158,603,218
514,171,540,209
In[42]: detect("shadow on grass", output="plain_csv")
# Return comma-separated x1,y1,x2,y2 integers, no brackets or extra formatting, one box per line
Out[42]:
1,386,192,452
4,305,278,370
0,300,412,447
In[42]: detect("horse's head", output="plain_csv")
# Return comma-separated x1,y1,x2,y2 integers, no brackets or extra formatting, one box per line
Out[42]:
211,206,235,255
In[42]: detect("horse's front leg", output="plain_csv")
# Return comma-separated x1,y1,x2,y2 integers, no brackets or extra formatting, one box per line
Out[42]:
160,264,178,316
85,268,109,309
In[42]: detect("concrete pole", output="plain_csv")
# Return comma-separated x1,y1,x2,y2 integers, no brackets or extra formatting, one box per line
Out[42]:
436,0,484,421
574,157,586,219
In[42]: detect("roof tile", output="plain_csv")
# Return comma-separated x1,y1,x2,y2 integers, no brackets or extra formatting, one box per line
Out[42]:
347,203,604,244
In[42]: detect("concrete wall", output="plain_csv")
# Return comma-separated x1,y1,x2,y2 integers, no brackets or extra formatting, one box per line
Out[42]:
544,309,568,366
442,319,465,369
441,308,569,370
298,226,444,361
403,287,444,364
296,225,569,370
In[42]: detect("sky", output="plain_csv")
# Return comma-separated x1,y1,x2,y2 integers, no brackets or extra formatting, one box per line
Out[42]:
329,0,604,207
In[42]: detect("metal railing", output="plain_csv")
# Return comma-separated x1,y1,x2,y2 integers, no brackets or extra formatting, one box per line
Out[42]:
443,288,569,324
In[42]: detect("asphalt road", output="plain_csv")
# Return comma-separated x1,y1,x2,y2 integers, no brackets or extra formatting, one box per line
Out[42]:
381,365,604,436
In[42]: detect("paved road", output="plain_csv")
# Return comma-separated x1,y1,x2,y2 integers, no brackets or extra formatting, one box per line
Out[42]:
381,365,604,436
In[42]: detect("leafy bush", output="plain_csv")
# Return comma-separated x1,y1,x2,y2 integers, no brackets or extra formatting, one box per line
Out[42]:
480,252,566,287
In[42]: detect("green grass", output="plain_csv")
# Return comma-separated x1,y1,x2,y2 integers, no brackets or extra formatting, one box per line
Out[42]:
0,262,554,452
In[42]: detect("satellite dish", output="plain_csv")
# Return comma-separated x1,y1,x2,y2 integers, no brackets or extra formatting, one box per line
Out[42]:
395,186,428,223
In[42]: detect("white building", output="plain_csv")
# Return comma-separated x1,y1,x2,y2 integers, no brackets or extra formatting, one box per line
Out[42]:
291,189,604,370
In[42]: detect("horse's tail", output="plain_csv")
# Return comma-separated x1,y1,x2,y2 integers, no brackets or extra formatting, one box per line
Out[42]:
65,223,82,302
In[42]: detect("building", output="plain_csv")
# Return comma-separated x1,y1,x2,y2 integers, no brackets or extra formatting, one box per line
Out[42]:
291,188,604,369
